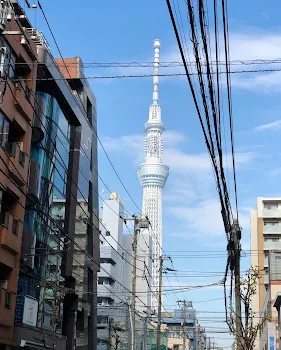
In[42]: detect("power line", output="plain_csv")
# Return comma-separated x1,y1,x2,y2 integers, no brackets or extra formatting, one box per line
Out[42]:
6,67,281,82
11,58,281,68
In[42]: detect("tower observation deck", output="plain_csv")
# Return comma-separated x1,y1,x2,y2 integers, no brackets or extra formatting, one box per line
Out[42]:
137,39,169,311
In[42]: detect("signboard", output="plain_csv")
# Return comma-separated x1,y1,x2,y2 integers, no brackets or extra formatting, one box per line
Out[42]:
22,296,38,327
267,322,276,350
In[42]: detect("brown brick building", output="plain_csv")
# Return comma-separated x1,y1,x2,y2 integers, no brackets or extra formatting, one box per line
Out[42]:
0,2,38,349
0,2,99,349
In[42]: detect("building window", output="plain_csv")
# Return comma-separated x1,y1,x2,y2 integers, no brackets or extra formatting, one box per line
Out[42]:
264,203,278,210
5,291,12,309
86,97,93,126
87,268,93,293
264,222,278,226
0,111,9,150
76,309,85,332
86,223,93,257
97,316,108,324
12,218,19,235
50,265,56,274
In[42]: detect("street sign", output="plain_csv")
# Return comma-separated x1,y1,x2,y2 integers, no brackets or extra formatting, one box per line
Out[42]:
22,296,38,327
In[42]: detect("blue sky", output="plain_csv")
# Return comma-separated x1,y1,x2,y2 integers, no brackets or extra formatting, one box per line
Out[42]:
22,0,281,347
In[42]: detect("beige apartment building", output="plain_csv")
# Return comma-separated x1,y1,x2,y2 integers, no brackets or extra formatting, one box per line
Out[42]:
251,197,281,350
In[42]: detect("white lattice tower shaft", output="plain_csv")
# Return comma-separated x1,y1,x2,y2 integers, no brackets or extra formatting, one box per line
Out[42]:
137,39,169,311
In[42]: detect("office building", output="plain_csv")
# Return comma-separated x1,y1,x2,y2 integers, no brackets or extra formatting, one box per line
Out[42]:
97,193,152,349
250,197,281,350
161,308,205,350
97,193,128,349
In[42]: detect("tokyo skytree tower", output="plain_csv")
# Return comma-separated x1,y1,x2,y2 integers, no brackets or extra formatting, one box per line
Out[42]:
137,40,169,310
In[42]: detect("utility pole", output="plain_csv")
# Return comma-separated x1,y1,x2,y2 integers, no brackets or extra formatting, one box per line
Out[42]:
130,216,150,350
156,256,163,350
115,332,120,350
178,300,192,350
51,254,60,350
131,219,138,350
233,219,242,346
108,318,113,350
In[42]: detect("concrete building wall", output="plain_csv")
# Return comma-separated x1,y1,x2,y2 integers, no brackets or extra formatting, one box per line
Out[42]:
251,197,281,350
97,194,129,348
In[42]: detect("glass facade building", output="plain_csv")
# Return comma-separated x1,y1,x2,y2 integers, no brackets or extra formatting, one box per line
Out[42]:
14,52,99,350
16,91,71,326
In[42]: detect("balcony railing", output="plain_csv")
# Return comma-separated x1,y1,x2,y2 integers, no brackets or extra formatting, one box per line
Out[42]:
262,209,281,218
98,284,114,297
99,263,116,278
263,225,281,233
264,241,281,250
26,28,51,51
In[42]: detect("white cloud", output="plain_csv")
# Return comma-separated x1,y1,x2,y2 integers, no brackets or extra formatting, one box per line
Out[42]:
269,167,281,176
235,152,256,165
253,119,281,132
164,148,254,174
163,178,198,203
168,199,250,238
227,32,281,61
165,130,187,145
168,199,226,237
231,71,281,92
102,130,186,155
164,150,211,173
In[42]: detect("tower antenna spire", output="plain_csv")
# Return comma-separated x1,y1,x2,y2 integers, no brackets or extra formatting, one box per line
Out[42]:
153,39,161,105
